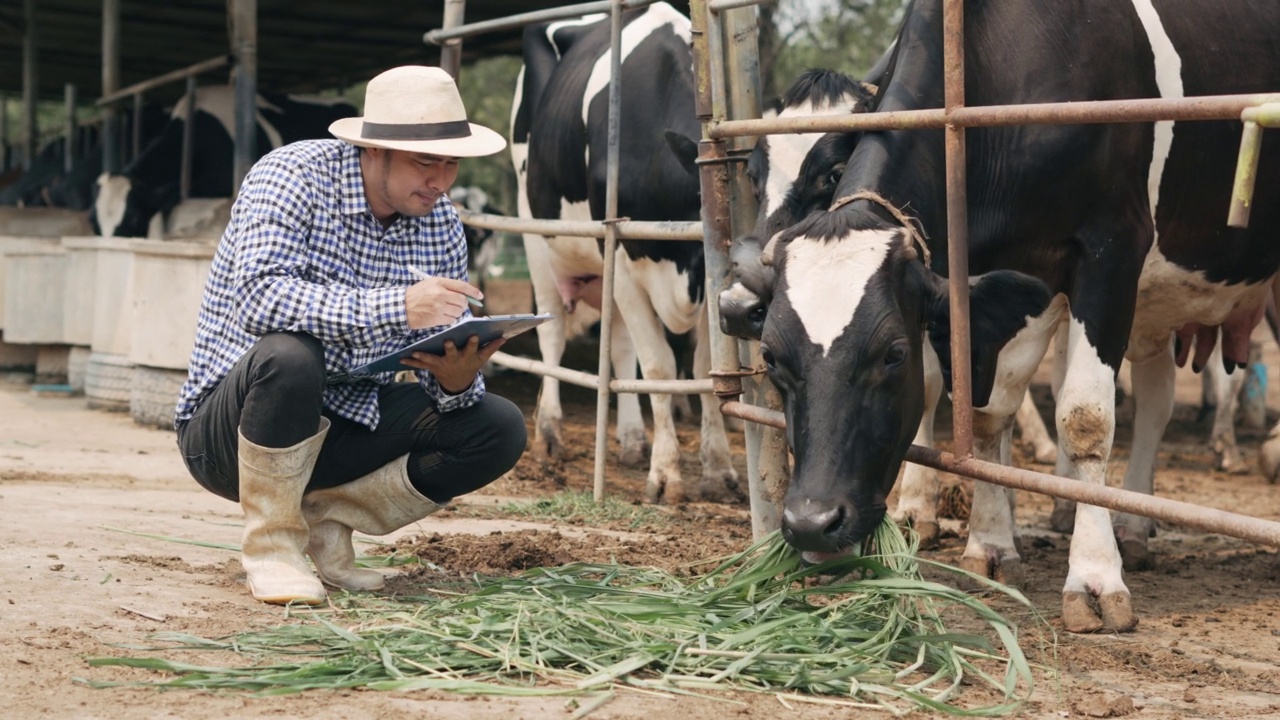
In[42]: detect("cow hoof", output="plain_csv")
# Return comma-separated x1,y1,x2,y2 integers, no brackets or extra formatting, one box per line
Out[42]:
698,467,742,504
905,520,940,550
957,553,1023,589
1049,499,1076,534
660,479,688,505
1061,591,1104,633
1214,447,1249,475
1062,590,1138,633
534,421,565,459
645,466,687,505
1261,442,1280,484
1100,592,1138,631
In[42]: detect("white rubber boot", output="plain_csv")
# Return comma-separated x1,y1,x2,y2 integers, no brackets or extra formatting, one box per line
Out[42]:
238,419,330,605
302,454,443,591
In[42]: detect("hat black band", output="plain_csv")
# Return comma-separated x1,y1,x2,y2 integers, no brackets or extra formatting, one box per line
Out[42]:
360,119,472,141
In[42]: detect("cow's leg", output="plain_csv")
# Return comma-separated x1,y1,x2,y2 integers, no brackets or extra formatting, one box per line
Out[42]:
522,234,570,459
1114,342,1175,571
892,337,942,549
1057,313,1135,633
960,298,1065,587
961,411,1023,587
608,309,651,468
1206,338,1249,474
1014,390,1057,464
610,258,685,504
693,310,740,502
1049,321,1077,533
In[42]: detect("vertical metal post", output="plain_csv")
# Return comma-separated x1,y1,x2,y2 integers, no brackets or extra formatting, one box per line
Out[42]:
102,0,121,174
132,92,144,161
943,0,973,458
63,84,77,174
593,0,625,502
180,77,197,201
439,0,467,80
230,0,258,194
718,3,789,537
22,0,38,171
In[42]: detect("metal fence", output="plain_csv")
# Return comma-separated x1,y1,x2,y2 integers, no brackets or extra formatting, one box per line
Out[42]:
428,0,1280,548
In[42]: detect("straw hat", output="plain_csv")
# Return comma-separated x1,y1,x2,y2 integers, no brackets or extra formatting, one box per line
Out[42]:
329,66,506,157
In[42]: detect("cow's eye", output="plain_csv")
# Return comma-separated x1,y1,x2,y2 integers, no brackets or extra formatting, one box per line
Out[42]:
884,343,907,367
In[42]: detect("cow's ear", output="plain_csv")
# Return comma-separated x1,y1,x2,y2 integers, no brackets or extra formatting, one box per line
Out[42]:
921,268,1053,406
663,130,699,178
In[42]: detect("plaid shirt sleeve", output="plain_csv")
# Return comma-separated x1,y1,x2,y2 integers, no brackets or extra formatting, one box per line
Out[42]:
229,155,409,348
416,201,486,412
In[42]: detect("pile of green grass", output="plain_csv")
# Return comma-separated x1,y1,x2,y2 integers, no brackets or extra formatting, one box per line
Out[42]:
87,522,1038,715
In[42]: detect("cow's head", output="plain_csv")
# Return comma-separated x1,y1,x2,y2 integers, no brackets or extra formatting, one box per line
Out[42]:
91,173,174,238
719,70,875,340
762,206,1051,559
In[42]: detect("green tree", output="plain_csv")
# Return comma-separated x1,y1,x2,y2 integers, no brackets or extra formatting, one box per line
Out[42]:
763,0,907,100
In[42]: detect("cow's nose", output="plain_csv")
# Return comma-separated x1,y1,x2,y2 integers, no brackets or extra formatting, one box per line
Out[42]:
781,501,853,553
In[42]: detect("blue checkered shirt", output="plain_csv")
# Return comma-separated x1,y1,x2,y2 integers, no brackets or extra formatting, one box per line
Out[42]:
175,139,485,430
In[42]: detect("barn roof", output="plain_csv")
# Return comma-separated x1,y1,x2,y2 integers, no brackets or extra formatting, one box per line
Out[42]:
0,0,634,103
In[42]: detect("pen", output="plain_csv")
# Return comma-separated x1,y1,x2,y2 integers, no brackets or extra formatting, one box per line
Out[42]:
407,264,484,308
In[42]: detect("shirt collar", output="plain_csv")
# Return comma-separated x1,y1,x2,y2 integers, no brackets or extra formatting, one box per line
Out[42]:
338,143,371,217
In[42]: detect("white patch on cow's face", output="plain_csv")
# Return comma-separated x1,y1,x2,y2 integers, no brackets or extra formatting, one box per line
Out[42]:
764,96,861,218
782,229,897,356
581,3,691,160
1130,0,1183,217
94,173,131,238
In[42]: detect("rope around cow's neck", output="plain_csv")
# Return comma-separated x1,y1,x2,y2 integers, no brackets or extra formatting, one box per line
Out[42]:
828,191,933,267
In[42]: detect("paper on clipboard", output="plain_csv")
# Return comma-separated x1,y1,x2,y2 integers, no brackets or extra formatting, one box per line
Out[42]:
348,313,553,376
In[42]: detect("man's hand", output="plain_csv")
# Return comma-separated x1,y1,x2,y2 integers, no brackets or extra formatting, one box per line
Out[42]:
401,335,507,394
406,276,484,329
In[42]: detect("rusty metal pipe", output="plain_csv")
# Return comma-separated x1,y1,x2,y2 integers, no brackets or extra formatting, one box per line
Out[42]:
489,351,714,394
425,0,660,45
455,209,702,240
709,93,1280,138
718,401,1280,547
942,0,972,458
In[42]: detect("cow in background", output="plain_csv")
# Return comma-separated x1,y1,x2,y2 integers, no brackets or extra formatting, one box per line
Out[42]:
449,185,503,277
0,104,170,212
92,87,356,238
512,2,739,504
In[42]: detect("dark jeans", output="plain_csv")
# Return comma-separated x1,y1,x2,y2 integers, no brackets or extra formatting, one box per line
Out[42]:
176,332,527,504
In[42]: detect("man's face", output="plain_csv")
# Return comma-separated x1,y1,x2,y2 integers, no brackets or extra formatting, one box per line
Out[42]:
365,148,460,219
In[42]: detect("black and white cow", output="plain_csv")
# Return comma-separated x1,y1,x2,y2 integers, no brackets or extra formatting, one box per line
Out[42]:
725,66,1064,546
92,87,356,237
512,2,738,503
737,0,1279,633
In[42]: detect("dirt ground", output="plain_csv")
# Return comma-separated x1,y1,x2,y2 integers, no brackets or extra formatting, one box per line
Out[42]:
3,334,1279,719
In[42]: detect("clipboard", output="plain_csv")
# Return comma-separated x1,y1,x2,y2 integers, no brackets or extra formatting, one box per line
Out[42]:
348,313,554,376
